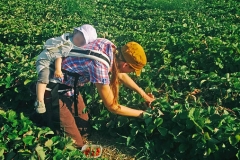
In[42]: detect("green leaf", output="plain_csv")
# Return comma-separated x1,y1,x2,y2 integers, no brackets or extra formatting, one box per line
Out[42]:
130,127,138,136
65,138,75,150
146,124,156,134
35,145,46,160
188,109,203,133
0,110,6,116
178,143,189,153
45,139,53,150
144,117,152,126
18,149,32,156
205,125,213,133
229,135,239,146
192,133,198,139
5,150,16,160
117,116,129,127
145,141,150,150
204,132,210,140
65,145,75,151
139,124,145,133
44,131,54,136
51,136,61,143
37,129,53,138
235,134,240,142
53,148,63,160
200,80,207,86
143,112,152,118
8,131,19,140
153,118,163,127
23,136,35,145
38,130,45,138
7,110,17,122
236,150,240,159
12,120,18,127
145,87,152,93
0,147,5,157
208,141,219,152
204,148,211,156
24,79,32,85
5,74,14,88
127,136,135,146
158,127,168,136
188,108,195,118
23,130,33,136
20,112,26,120
186,119,194,129
208,138,220,144
82,107,88,114
179,111,188,119
193,109,201,118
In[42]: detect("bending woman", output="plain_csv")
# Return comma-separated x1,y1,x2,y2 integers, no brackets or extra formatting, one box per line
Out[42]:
49,38,155,148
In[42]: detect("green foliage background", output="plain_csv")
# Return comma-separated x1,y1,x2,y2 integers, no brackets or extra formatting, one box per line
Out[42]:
0,0,240,159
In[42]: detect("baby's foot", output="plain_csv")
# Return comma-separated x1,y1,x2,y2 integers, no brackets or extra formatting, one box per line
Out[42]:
35,101,46,113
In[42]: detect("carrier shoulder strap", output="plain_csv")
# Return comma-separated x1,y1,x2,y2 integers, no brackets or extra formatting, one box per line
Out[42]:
68,49,110,69
61,69,80,117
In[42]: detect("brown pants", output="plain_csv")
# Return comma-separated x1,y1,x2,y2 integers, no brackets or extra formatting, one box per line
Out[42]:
44,90,90,148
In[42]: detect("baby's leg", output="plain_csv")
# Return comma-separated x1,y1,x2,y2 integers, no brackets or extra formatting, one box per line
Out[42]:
36,82,47,102
35,67,50,113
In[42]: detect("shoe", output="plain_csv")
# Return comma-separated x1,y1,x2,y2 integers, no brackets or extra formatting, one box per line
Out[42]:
35,101,46,113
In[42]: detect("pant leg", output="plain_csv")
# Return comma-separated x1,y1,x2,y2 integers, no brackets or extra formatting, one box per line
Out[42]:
58,95,84,148
71,94,91,137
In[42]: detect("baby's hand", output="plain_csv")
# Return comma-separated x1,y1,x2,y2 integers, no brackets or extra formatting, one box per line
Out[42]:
54,70,63,78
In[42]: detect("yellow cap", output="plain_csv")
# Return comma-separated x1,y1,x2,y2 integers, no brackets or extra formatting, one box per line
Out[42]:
121,42,147,76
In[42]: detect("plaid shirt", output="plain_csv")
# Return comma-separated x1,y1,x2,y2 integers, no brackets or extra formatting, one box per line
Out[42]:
53,38,116,96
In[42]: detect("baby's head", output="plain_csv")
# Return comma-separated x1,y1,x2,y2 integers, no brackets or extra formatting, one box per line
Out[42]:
73,24,97,47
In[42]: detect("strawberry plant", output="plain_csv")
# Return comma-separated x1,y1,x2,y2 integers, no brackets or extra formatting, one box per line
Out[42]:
0,0,239,159
0,110,94,159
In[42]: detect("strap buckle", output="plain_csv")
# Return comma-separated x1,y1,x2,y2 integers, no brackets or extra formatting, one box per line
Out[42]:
87,50,92,55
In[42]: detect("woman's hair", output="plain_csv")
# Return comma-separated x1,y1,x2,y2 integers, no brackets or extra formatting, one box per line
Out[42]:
110,48,120,106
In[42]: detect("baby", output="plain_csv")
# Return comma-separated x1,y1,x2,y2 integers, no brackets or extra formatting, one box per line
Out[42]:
35,24,97,113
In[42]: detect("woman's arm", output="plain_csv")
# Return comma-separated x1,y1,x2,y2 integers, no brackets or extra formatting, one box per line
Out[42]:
118,73,155,103
95,83,144,117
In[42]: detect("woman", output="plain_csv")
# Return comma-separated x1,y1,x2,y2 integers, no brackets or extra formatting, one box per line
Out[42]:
45,38,155,148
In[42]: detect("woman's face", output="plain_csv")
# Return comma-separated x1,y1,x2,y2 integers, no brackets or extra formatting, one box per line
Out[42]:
118,61,135,73
73,32,86,47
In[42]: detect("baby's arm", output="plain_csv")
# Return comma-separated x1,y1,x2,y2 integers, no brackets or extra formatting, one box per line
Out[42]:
54,57,63,78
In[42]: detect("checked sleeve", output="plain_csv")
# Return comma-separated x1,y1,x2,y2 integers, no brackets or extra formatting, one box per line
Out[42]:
88,60,110,85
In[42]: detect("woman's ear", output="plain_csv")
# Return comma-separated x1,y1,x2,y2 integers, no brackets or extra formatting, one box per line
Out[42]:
122,62,128,68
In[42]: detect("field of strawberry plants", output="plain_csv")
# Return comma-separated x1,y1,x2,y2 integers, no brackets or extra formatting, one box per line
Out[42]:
0,0,240,159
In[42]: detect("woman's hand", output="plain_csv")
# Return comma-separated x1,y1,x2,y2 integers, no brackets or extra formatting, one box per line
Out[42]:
142,92,155,107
